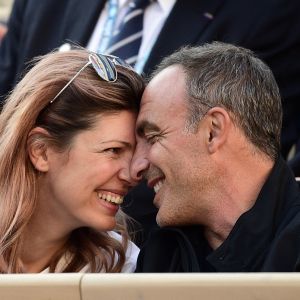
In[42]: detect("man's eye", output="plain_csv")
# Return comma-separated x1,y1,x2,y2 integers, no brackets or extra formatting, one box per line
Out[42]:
146,134,159,144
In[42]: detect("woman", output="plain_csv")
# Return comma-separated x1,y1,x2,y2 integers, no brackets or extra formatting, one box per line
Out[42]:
0,49,144,273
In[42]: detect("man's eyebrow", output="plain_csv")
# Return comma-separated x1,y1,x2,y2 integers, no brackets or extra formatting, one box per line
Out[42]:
136,120,160,137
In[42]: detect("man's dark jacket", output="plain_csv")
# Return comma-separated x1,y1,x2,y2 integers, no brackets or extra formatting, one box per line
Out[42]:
136,158,300,272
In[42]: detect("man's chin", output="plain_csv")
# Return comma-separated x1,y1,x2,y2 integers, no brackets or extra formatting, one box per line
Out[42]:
156,211,165,227
156,211,175,227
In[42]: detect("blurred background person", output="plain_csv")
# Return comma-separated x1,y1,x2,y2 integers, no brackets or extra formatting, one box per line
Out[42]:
0,0,12,43
0,49,143,273
0,22,7,42
0,0,300,246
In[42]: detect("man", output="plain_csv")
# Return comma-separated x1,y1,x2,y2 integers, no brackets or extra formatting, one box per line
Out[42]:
131,42,300,272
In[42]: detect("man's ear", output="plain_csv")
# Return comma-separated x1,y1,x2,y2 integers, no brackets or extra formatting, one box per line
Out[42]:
27,127,51,172
204,107,231,154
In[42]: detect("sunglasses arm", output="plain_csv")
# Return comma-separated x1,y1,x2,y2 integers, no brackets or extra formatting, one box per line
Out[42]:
50,61,92,103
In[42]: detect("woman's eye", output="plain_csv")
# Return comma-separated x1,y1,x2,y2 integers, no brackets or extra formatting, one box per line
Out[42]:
104,148,122,155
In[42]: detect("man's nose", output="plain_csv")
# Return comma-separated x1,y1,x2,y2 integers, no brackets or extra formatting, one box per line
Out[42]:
118,153,138,187
130,143,150,182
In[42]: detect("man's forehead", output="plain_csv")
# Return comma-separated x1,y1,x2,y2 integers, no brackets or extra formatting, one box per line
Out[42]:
137,66,189,134
140,65,187,109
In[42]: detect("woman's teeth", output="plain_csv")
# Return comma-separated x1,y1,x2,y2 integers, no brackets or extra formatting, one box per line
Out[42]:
97,193,124,204
154,180,163,193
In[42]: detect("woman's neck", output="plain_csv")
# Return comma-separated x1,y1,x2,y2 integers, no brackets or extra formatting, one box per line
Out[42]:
20,215,70,273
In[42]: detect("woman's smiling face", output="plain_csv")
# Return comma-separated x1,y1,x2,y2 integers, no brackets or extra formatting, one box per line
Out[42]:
37,110,137,232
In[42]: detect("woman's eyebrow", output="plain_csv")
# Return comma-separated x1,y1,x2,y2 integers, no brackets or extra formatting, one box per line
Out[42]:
100,140,133,148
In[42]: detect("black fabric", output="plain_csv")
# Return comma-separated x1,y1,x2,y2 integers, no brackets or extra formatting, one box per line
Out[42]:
288,153,300,178
136,226,202,272
136,158,300,272
123,180,157,246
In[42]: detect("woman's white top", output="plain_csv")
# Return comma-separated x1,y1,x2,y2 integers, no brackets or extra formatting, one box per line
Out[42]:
41,231,139,273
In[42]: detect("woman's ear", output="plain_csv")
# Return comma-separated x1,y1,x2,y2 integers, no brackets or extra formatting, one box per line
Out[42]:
27,127,51,172
205,107,231,154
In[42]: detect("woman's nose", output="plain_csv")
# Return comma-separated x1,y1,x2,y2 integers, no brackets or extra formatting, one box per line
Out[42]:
118,153,135,185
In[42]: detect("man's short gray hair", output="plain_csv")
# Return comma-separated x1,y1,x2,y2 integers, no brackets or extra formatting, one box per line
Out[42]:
152,42,282,160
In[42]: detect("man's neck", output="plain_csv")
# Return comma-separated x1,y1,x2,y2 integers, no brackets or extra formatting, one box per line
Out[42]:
203,152,274,250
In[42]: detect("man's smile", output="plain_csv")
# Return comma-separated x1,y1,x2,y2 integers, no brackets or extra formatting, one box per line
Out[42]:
154,179,164,193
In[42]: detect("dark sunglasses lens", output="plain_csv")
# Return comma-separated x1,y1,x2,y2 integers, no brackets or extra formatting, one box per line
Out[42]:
89,53,117,81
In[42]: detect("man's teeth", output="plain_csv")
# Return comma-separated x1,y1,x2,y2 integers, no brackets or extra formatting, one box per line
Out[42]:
98,193,124,204
154,180,163,193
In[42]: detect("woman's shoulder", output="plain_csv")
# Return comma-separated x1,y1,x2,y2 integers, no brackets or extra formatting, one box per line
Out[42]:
108,231,140,273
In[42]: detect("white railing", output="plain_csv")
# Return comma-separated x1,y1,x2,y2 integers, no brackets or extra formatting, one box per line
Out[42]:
1,273,300,300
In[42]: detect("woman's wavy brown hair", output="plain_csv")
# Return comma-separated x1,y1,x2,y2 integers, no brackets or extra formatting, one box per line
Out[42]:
0,49,144,273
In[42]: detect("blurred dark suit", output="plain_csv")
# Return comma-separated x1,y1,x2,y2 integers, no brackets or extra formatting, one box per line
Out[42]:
1,0,300,245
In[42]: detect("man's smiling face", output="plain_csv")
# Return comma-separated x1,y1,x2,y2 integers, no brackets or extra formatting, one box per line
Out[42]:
131,65,214,227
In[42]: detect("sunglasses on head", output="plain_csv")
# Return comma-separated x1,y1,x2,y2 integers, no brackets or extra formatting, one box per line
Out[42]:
50,53,133,103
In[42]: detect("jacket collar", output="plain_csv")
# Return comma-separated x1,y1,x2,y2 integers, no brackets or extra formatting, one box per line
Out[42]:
143,0,225,74
207,157,300,271
61,0,105,46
